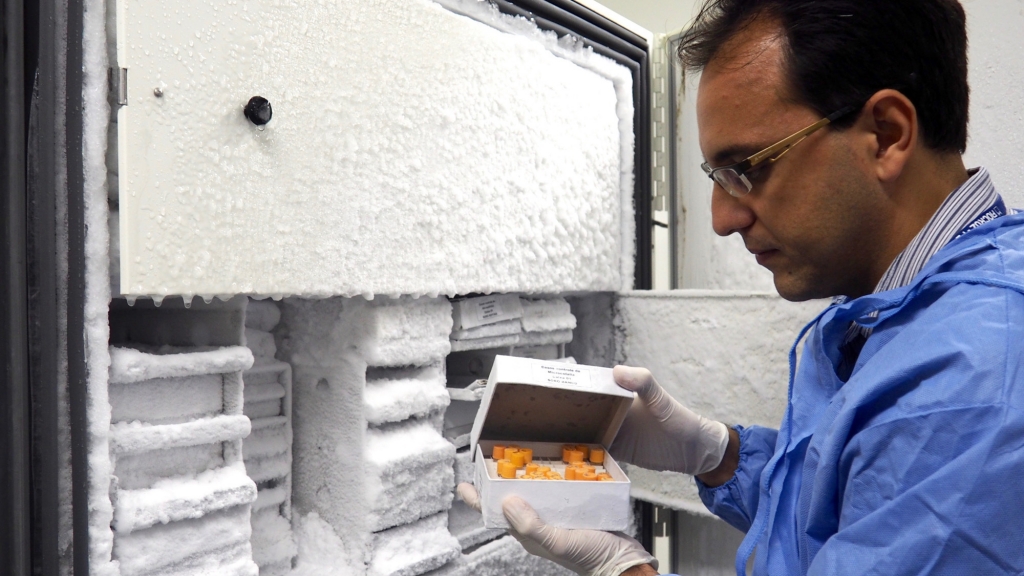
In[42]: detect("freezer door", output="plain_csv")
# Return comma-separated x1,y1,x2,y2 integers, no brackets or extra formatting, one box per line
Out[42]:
611,290,822,514
115,0,637,299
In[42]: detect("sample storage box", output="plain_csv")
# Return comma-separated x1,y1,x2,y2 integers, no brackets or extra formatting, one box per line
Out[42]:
471,356,634,530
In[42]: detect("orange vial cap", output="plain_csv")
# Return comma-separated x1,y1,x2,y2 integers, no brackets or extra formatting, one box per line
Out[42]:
510,451,527,468
565,467,577,481
497,460,517,479
581,472,598,481
566,450,585,463
562,445,574,463
525,464,539,475
575,445,590,459
492,445,506,460
589,448,605,464
521,448,533,464
538,466,551,473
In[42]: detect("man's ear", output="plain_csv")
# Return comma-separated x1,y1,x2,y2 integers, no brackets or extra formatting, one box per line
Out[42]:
860,89,918,184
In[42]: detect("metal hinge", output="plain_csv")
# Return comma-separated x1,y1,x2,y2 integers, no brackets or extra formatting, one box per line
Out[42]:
109,67,128,106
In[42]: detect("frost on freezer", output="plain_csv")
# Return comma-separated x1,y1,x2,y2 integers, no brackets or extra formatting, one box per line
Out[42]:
369,513,461,576
116,0,634,299
365,420,457,532
107,344,258,576
364,366,451,428
277,296,463,572
242,298,298,575
93,0,636,575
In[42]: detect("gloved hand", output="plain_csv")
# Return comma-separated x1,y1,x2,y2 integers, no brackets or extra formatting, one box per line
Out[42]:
456,483,656,576
610,365,729,475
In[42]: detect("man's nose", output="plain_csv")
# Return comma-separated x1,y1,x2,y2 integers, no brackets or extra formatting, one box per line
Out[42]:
711,185,756,237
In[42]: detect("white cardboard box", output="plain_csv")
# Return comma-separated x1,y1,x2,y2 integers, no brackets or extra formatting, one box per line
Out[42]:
471,356,634,530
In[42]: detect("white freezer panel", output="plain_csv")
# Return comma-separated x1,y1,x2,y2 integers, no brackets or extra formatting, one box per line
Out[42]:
615,291,823,426
117,0,634,298
613,290,823,512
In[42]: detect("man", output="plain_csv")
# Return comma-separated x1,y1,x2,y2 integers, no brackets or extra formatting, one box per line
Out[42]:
459,0,1024,574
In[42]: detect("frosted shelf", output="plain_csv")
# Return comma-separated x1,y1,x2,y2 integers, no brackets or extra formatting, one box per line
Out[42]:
112,464,257,534
366,420,456,532
109,346,254,384
368,299,454,368
110,415,251,455
369,512,461,576
364,367,450,427
426,534,573,576
112,506,256,576
115,0,634,299
110,374,223,425
245,453,292,485
242,422,289,461
449,335,520,353
447,500,504,551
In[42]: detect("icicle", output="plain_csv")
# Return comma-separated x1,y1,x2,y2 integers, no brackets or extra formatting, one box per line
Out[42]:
201,294,213,304
182,295,193,309
152,295,164,307
126,296,137,306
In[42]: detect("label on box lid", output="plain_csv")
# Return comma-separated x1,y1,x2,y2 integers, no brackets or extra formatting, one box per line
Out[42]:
470,356,634,458
533,362,591,389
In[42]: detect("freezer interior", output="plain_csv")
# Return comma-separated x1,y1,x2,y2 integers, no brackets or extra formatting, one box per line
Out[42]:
61,0,831,573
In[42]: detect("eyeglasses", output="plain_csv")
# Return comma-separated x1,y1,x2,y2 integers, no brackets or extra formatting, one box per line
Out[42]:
701,106,858,197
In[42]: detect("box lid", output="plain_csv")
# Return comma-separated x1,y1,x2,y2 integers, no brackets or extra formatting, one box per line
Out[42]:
470,356,634,457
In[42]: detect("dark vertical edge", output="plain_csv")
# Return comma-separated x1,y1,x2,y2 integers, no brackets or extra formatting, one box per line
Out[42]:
636,500,655,554
633,51,653,290
667,37,681,290
665,507,678,573
0,0,33,570
30,0,62,570
65,0,92,570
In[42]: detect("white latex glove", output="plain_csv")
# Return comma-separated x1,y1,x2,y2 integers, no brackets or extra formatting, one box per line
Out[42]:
609,365,729,475
457,483,656,576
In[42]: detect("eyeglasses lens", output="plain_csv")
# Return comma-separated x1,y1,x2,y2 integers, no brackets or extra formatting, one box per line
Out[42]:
713,169,752,197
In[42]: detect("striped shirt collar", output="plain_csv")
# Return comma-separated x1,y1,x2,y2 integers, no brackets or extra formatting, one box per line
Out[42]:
834,166,1001,308
872,166,1000,294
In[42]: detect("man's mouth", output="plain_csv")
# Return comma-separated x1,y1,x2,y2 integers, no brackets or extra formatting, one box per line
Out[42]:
749,247,780,266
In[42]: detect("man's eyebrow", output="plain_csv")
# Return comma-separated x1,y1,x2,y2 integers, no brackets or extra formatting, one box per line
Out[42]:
708,144,763,167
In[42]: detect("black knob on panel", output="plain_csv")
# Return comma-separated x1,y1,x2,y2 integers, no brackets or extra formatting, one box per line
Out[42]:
244,96,273,126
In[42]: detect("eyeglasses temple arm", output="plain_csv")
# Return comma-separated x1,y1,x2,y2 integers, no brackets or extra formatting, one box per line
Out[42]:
746,105,858,167
747,117,832,166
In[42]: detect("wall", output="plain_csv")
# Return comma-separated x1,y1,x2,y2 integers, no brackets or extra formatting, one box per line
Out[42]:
962,0,1024,207
595,0,704,33
670,0,1024,292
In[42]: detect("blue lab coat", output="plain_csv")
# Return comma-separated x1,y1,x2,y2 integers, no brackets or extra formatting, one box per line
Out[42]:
696,213,1024,575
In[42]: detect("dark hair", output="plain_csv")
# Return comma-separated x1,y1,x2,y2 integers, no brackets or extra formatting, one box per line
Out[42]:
678,0,969,154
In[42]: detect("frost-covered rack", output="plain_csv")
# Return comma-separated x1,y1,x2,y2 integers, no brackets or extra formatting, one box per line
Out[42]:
243,299,297,575
107,345,258,576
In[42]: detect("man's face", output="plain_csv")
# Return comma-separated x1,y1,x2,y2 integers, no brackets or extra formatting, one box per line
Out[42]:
697,21,888,301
